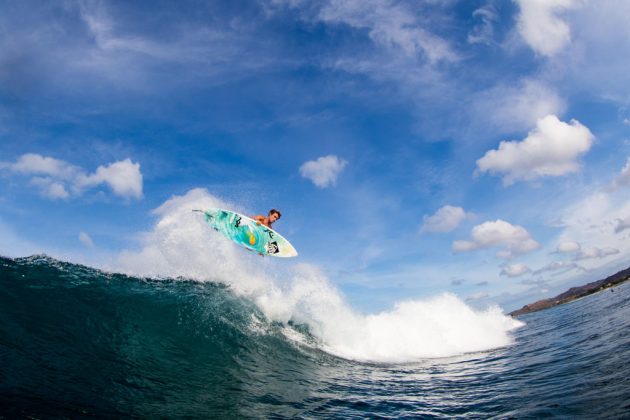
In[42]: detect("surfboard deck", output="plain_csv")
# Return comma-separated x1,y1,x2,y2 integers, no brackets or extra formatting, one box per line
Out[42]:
196,208,298,258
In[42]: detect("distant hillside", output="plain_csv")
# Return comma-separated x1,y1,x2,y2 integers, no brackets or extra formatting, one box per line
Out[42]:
510,266,630,317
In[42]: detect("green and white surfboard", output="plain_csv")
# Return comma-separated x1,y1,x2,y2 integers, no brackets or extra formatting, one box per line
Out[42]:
197,208,298,258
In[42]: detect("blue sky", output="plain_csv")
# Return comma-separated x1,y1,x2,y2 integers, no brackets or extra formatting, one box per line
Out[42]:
1,0,630,312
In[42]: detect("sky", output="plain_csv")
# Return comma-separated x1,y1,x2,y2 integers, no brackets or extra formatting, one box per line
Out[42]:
1,0,630,313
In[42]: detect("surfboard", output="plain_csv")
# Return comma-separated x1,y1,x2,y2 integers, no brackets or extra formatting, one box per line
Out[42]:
196,208,298,258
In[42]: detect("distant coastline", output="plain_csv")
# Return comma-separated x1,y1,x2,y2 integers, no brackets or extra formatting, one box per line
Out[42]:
510,266,630,317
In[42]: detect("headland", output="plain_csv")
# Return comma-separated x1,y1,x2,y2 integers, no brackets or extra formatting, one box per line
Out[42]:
510,266,630,317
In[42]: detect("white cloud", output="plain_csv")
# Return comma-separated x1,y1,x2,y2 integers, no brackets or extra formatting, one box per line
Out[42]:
515,0,578,57
79,2,206,61
2,154,143,200
475,80,566,133
555,240,581,253
283,0,457,64
453,219,539,259
552,239,619,261
299,155,347,188
576,246,619,261
533,260,581,275
79,232,95,248
500,263,531,278
10,153,79,180
30,177,70,200
421,205,470,233
77,159,143,199
468,4,498,45
476,115,594,185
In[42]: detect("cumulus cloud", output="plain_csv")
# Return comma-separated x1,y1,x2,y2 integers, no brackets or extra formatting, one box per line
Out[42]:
9,153,79,180
453,219,539,259
421,205,471,233
555,240,581,253
516,0,578,57
299,155,347,188
476,115,594,185
500,263,531,278
1,153,143,200
76,159,143,199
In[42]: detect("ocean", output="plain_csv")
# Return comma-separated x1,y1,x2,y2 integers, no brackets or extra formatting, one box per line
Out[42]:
1,254,628,418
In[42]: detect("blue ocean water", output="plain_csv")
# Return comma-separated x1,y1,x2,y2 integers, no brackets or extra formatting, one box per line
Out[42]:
1,255,629,418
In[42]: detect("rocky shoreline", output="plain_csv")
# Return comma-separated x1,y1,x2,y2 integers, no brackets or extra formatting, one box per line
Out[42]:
510,266,630,317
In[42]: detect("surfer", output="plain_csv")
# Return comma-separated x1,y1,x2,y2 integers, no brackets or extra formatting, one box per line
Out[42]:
252,209,281,228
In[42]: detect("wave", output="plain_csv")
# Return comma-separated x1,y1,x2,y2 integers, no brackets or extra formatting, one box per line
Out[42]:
103,188,523,363
3,254,628,418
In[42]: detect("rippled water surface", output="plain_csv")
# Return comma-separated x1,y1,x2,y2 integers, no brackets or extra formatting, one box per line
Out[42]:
1,256,629,418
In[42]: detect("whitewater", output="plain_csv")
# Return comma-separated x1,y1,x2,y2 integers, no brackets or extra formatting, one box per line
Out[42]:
113,188,521,362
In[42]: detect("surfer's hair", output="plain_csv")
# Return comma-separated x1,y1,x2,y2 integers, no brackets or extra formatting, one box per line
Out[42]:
269,209,281,219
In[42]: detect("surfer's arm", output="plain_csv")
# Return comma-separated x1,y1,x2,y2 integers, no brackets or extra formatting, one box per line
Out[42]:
251,215,265,225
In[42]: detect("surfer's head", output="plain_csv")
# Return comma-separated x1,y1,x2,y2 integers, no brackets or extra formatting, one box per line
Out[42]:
268,209,281,223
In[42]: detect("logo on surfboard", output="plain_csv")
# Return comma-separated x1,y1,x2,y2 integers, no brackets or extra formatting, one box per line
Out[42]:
266,241,280,254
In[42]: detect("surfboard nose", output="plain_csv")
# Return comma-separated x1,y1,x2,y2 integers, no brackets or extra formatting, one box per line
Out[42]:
279,245,298,258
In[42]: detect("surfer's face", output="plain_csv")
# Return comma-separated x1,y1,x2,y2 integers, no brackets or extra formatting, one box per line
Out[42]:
269,213,280,223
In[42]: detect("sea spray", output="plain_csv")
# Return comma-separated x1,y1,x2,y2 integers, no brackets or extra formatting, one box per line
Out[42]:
112,188,522,362
253,264,522,362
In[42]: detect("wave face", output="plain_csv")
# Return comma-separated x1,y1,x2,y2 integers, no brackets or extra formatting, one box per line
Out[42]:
2,255,629,418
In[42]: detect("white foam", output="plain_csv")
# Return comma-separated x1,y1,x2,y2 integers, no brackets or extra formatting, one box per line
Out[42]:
111,188,523,363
